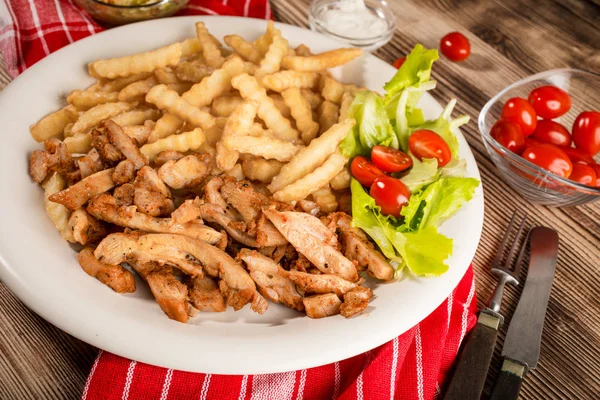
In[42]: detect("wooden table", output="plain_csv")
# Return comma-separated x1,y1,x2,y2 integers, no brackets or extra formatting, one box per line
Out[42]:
1,0,599,398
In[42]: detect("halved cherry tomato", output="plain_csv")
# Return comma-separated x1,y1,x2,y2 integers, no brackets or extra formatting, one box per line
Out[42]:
569,164,597,187
521,144,573,178
370,176,411,218
371,145,413,173
350,156,384,187
501,98,537,136
440,32,470,62
528,86,571,119
393,57,406,69
490,120,525,153
559,146,595,165
589,164,600,187
408,129,452,167
532,119,571,147
572,111,600,157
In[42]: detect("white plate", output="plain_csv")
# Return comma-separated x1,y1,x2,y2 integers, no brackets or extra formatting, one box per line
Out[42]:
0,16,484,374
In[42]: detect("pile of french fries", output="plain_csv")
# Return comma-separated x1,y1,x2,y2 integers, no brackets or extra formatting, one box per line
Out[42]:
31,21,363,213
29,20,373,319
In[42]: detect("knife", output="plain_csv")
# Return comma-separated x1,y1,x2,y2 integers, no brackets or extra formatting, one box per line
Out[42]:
490,226,559,400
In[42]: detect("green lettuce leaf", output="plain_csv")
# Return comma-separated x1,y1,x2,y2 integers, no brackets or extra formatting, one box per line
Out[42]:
384,44,439,100
350,178,455,276
398,156,439,192
401,177,480,229
340,91,399,158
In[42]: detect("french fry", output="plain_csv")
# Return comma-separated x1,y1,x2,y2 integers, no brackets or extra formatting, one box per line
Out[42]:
261,71,319,92
254,21,280,56
109,107,161,127
167,82,193,95
64,133,93,154
174,60,213,83
182,56,245,108
67,90,120,110
281,88,319,145
224,35,262,64
318,101,339,134
211,94,244,117
146,84,215,130
141,128,206,161
147,113,184,143
281,48,363,71
180,38,202,58
98,72,152,92
231,73,299,142
63,123,75,138
301,89,324,110
268,119,355,192
224,163,245,180
273,152,348,202
196,22,224,69
241,157,284,183
43,172,74,242
30,106,78,142
322,76,361,104
222,135,302,162
72,102,135,134
118,76,159,101
203,123,223,146
89,42,182,79
248,123,277,138
338,91,354,121
295,44,313,57
256,35,288,77
268,93,291,119
330,169,351,190
217,100,259,171
311,186,338,213
154,67,180,84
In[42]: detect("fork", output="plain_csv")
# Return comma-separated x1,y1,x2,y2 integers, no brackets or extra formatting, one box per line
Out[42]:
444,211,529,400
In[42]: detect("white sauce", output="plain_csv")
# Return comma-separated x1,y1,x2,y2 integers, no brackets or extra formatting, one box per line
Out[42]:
321,0,388,39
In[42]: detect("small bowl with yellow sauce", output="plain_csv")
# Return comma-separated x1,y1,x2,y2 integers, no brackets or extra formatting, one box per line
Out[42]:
74,0,189,26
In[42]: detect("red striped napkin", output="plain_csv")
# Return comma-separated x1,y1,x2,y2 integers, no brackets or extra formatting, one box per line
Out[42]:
0,1,478,399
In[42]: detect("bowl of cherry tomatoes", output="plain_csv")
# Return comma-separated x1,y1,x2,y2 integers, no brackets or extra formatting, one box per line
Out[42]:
479,68,600,207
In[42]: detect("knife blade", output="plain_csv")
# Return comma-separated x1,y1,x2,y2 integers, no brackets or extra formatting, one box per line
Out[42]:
490,226,559,400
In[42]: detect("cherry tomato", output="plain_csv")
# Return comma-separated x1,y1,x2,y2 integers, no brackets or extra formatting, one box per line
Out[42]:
350,156,384,187
569,164,597,187
490,120,525,153
532,119,571,147
501,98,538,136
393,57,406,69
370,176,411,218
559,146,595,165
371,145,413,173
528,86,571,119
521,144,573,178
572,111,600,156
525,137,542,149
589,164,600,187
440,32,470,62
408,129,452,167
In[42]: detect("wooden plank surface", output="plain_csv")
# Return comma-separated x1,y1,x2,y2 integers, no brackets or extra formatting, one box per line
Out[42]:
1,0,599,398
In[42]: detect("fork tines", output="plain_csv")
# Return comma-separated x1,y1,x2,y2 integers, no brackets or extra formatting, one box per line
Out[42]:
491,211,530,279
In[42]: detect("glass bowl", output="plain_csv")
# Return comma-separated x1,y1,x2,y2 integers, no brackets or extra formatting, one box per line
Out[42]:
479,68,600,207
308,0,396,52
74,0,188,26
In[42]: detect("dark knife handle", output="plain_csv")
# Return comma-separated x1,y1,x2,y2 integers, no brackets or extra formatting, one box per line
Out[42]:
490,359,526,400
444,311,501,400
